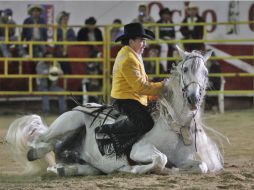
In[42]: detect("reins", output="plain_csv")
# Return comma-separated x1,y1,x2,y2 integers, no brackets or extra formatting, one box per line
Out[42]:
192,111,199,152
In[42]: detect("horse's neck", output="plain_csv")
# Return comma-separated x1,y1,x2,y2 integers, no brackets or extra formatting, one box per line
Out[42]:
165,75,194,126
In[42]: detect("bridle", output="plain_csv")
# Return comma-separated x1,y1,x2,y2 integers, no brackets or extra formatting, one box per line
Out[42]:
180,55,206,99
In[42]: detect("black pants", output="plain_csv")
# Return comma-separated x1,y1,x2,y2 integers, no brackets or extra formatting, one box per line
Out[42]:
95,99,154,157
113,99,154,134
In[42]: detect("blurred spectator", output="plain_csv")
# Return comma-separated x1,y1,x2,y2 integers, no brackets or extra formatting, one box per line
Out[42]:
55,11,76,74
77,17,103,60
22,4,47,57
36,51,67,114
145,45,160,75
56,11,76,42
77,17,103,103
227,0,239,35
179,3,205,52
110,19,124,42
77,17,103,42
0,8,25,57
132,4,155,24
157,8,176,73
205,52,222,113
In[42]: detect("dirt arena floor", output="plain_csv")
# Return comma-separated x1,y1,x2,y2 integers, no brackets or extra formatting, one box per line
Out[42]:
0,109,253,190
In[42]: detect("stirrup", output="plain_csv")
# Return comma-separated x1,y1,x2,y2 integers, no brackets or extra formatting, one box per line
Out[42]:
180,127,192,146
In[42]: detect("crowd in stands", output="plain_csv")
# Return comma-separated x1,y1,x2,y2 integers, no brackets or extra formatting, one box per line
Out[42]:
0,3,220,114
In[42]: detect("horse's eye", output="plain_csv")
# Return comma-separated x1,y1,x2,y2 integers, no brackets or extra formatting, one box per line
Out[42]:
183,67,188,73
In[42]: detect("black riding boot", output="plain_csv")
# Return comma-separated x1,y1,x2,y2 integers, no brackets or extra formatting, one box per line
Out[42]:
95,119,143,157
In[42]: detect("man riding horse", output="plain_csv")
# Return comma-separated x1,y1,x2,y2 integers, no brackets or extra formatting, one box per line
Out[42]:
95,23,167,157
9,37,222,175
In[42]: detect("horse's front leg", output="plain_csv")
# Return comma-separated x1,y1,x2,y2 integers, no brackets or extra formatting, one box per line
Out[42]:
27,110,86,161
178,160,208,173
118,141,169,174
174,141,208,173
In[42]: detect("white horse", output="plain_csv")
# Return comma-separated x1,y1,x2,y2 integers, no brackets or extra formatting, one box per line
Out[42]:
6,46,223,176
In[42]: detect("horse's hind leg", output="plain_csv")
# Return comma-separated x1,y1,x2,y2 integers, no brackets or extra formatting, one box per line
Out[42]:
119,142,168,174
47,163,102,176
27,111,87,161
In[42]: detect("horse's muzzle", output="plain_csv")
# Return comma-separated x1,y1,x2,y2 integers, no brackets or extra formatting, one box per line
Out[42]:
187,93,199,110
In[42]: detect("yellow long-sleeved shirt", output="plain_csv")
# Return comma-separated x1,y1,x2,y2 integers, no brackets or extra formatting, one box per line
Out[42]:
111,46,163,106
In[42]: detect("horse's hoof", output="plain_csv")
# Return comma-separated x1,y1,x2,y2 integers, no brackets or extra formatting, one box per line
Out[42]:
199,162,208,173
57,165,78,177
57,167,65,177
47,165,58,175
27,148,38,161
27,145,52,161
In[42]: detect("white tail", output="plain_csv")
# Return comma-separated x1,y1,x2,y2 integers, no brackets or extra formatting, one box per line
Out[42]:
5,115,55,175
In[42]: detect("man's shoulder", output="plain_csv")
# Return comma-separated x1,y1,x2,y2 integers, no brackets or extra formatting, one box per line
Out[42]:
115,47,136,65
78,27,88,33
120,47,137,59
95,27,102,32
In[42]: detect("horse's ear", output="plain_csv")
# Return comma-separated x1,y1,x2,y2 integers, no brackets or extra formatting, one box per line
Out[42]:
203,49,213,62
175,45,190,59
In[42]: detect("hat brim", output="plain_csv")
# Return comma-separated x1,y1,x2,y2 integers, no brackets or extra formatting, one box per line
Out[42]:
28,5,44,15
115,29,155,42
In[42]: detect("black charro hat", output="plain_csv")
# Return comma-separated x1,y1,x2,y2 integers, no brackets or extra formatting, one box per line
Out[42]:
27,4,44,15
115,22,154,42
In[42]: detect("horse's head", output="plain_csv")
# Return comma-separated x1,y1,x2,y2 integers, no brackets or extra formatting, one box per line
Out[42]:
173,45,212,111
